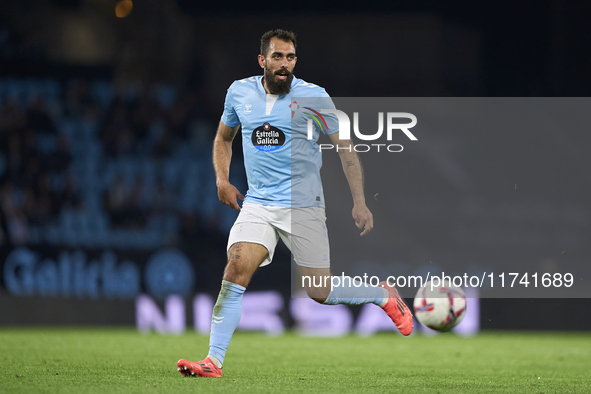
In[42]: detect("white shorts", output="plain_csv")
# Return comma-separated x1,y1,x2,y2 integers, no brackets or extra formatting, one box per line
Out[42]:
227,202,330,268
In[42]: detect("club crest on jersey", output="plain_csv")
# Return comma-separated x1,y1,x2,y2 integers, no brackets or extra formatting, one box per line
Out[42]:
252,122,285,152
289,100,300,119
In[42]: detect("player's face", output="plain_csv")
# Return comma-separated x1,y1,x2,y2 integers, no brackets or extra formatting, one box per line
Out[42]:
258,37,297,95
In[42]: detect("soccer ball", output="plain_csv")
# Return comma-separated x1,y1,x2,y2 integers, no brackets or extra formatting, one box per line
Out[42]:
413,280,467,332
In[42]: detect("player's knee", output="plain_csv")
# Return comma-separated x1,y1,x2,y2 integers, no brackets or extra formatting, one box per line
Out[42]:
310,297,327,304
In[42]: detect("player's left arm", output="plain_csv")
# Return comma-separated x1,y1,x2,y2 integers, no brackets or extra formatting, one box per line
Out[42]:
328,132,374,236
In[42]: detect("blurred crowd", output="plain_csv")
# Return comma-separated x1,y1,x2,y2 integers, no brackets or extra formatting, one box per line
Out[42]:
0,17,246,250
0,76,245,248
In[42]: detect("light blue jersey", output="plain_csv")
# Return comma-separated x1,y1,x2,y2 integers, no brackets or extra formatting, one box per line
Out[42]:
221,75,338,208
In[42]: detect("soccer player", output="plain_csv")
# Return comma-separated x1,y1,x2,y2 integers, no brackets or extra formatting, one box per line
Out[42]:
177,29,412,378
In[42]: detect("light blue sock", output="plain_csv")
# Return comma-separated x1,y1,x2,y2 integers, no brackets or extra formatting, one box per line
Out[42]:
207,280,245,366
323,276,388,306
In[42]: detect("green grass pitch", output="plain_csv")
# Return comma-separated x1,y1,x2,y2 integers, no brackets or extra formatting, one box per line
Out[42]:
1,328,589,393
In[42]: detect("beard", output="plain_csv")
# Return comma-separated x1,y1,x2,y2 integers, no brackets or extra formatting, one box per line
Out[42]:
264,66,293,95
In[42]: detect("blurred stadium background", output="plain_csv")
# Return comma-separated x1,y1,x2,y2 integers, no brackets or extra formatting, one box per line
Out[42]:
1,0,590,334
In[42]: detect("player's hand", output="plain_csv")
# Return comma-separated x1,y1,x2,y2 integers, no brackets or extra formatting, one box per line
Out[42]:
217,180,245,211
352,203,373,236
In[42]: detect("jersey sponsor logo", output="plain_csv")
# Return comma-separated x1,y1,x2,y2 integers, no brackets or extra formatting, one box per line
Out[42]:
251,123,286,151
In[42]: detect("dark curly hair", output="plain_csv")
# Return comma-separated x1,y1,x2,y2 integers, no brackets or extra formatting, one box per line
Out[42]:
260,29,297,56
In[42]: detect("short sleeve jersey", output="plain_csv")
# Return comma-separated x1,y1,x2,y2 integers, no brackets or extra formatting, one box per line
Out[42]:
221,75,338,208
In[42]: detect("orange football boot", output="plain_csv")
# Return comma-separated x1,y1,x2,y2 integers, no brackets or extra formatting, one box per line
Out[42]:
177,357,223,378
379,281,413,336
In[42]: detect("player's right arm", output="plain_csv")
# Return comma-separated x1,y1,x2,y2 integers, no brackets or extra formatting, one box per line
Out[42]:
213,120,244,211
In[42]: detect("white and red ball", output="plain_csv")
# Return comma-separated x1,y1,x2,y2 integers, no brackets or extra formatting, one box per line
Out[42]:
413,280,467,332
